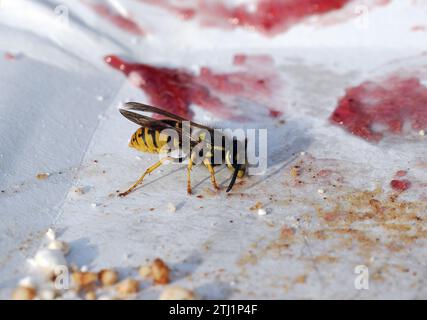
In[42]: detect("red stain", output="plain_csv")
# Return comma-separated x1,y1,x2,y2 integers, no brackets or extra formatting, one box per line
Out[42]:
143,0,351,35
232,53,275,67
323,212,340,222
411,25,426,32
395,170,407,177
86,2,145,36
390,179,411,192
317,169,333,177
268,109,282,118
330,76,427,142
4,53,16,60
105,54,281,119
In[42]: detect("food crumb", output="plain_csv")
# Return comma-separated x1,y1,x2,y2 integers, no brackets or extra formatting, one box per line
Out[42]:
250,202,263,211
294,275,307,284
151,258,170,285
12,286,36,300
159,287,196,300
419,129,425,136
71,271,98,291
98,269,119,286
18,277,35,289
139,258,171,284
72,186,86,195
317,189,325,194
116,278,139,296
290,166,300,177
85,291,97,300
38,289,56,300
45,228,56,240
280,226,295,238
32,249,67,274
36,173,50,180
48,240,70,255
258,208,267,216
167,203,176,213
138,265,152,278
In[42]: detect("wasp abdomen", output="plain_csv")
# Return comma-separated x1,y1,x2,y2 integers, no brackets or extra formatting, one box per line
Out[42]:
129,127,162,153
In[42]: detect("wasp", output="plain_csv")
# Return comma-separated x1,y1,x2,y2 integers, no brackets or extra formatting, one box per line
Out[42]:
118,102,248,196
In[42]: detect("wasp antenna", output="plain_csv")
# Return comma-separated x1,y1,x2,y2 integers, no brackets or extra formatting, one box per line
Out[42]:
226,165,240,193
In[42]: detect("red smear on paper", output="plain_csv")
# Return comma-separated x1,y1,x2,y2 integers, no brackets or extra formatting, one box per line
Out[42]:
4,53,16,60
330,76,427,142
411,25,426,32
142,0,351,35
317,169,333,177
395,170,407,177
268,109,282,118
85,2,145,36
390,179,411,192
105,54,281,120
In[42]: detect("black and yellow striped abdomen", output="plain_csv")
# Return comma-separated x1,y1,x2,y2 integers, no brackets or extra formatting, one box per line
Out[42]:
129,127,167,153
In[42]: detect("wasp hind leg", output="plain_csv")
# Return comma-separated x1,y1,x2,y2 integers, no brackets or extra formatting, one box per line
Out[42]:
203,159,219,191
118,156,174,197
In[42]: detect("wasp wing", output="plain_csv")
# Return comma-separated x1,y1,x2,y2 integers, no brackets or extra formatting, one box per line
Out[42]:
123,102,216,136
119,108,201,147
119,108,175,131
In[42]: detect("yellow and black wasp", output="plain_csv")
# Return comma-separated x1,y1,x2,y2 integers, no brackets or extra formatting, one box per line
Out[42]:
118,102,248,196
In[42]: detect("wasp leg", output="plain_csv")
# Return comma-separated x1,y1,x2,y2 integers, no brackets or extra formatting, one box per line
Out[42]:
203,159,219,191
187,152,196,195
118,156,174,197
